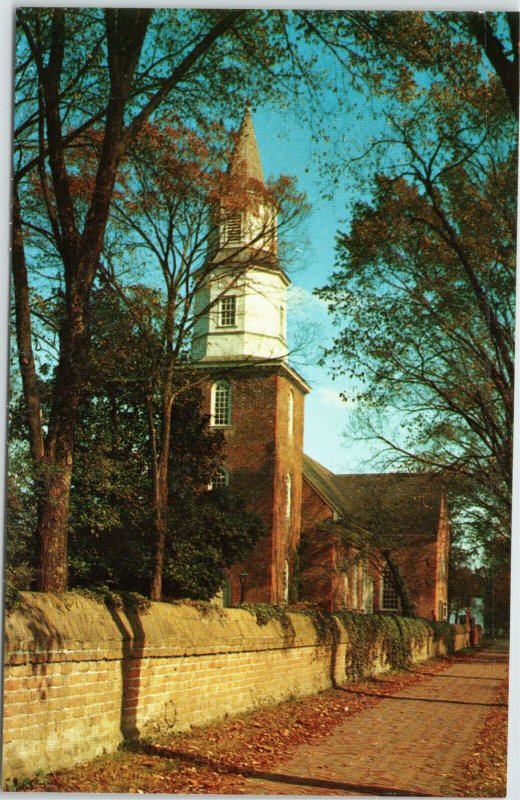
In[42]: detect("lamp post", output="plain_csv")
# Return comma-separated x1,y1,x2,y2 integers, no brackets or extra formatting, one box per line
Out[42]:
239,571,248,604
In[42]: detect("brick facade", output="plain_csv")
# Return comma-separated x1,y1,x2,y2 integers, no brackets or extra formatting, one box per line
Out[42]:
196,363,307,604
300,469,450,620
371,494,450,620
299,479,336,609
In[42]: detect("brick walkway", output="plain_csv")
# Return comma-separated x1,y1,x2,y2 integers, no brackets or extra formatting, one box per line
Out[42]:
239,647,508,797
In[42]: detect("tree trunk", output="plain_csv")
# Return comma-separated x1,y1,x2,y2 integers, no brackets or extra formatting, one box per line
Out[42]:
30,9,147,592
382,550,416,617
36,299,89,591
147,389,172,602
17,8,243,595
150,451,170,601
12,183,77,593
467,12,519,117
37,459,73,592
150,496,167,602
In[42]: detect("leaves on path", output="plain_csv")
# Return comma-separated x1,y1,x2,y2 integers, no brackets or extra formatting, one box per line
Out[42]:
452,678,508,797
21,655,480,795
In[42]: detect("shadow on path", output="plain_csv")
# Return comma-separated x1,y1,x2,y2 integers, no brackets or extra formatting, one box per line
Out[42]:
406,671,503,681
134,744,434,797
236,771,433,797
453,652,508,665
337,687,507,708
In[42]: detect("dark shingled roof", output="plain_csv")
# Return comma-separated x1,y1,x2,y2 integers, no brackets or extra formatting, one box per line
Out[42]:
303,454,445,542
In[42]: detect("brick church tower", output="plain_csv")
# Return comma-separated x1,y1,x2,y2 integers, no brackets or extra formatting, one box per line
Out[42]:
191,109,310,605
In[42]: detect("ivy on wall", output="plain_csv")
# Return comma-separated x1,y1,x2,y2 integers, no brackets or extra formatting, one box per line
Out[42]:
240,602,456,676
336,611,455,679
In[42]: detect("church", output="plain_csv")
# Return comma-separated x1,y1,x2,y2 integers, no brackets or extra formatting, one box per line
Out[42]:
191,109,450,619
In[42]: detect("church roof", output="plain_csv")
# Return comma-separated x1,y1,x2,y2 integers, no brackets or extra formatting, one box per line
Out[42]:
229,108,265,185
303,455,351,520
303,454,445,542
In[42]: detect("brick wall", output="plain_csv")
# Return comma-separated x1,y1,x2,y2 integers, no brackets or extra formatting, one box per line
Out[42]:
272,373,305,603
371,492,451,621
299,484,372,613
299,480,336,609
3,593,469,780
200,366,277,602
379,538,439,619
199,363,306,604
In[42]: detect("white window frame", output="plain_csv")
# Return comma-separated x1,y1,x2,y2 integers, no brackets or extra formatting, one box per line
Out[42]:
210,467,229,490
218,295,237,328
285,474,292,519
211,380,231,427
288,390,294,438
381,568,400,611
351,562,358,610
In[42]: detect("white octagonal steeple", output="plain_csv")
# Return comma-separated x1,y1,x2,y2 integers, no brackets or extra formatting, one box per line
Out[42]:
191,108,289,363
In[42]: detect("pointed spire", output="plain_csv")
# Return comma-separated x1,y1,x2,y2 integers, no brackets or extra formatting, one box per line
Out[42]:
229,107,264,184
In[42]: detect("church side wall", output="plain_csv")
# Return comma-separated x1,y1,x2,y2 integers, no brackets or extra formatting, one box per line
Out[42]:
390,539,439,620
299,481,340,610
3,594,470,781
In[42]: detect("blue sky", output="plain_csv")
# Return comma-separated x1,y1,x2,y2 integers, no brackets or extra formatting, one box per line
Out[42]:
251,99,385,473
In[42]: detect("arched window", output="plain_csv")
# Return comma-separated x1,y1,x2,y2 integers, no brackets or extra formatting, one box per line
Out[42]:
381,568,399,611
360,561,367,612
283,559,290,604
288,390,294,438
363,563,374,614
285,474,292,519
342,571,349,608
211,380,231,427
210,467,229,490
351,562,358,610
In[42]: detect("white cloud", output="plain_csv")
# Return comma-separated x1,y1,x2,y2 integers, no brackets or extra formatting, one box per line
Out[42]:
287,284,329,321
315,387,348,409
286,284,335,367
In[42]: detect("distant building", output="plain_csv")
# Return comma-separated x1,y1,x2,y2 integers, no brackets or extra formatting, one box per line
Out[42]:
191,109,450,617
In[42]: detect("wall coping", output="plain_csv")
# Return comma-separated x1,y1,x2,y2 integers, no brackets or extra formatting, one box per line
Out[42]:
4,593,326,665
4,593,461,666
